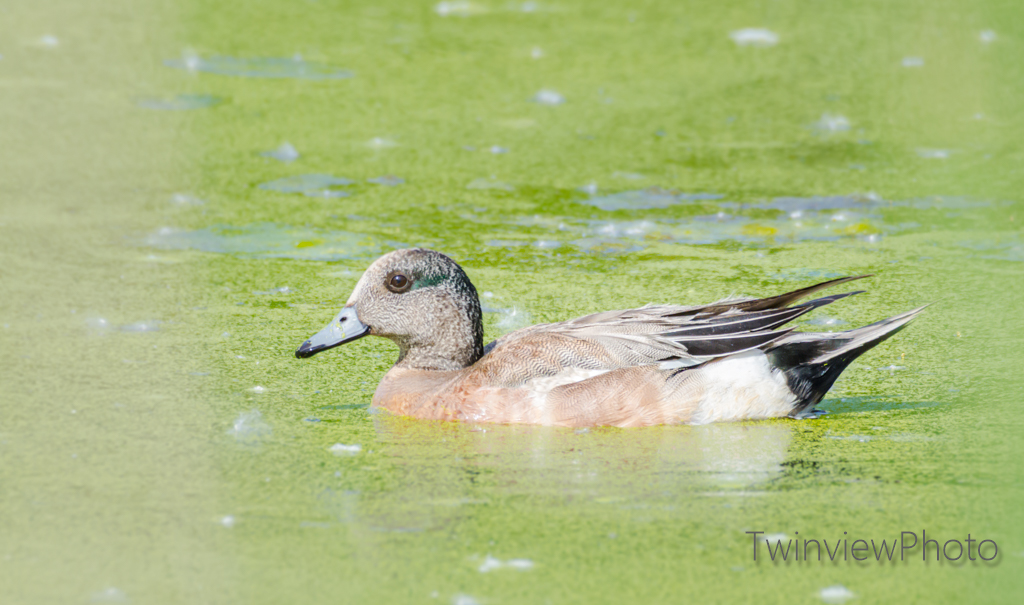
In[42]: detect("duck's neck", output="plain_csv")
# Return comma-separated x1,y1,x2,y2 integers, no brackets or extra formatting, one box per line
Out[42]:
390,299,484,372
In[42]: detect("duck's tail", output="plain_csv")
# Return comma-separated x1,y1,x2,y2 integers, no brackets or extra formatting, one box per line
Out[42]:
766,306,928,418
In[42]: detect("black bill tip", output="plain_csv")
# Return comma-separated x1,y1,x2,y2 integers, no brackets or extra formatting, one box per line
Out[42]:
295,340,319,359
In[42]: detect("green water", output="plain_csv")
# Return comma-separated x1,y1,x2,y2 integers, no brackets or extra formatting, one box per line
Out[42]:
2,0,1023,602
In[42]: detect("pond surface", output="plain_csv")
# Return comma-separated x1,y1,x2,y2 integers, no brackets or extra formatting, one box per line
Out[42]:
1,0,1022,603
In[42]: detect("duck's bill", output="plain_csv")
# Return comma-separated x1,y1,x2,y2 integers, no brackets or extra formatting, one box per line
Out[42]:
295,306,369,358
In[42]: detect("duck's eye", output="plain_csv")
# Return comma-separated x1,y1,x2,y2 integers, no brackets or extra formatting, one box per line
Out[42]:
386,272,411,293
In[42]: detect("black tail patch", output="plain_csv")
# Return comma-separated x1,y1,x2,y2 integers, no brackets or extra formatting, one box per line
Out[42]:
766,306,927,418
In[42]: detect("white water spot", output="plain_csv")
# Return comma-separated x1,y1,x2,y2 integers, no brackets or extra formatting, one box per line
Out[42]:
39,35,60,47
453,595,481,605
434,2,484,17
478,555,534,572
467,177,515,191
762,533,788,543
878,365,906,372
916,148,950,159
819,585,855,604
494,306,532,332
513,1,540,12
90,587,128,602
329,443,362,455
120,321,161,333
137,94,221,110
729,28,779,47
253,286,292,295
367,137,398,149
258,174,354,197
530,46,544,59
578,182,598,195
488,145,509,154
86,317,112,333
813,113,851,133
531,89,565,105
261,142,300,163
368,175,404,186
579,188,721,211
220,515,236,528
250,386,266,394
979,30,997,44
169,193,206,206
228,410,271,441
805,316,847,327
902,56,924,68
612,171,646,180
165,54,352,79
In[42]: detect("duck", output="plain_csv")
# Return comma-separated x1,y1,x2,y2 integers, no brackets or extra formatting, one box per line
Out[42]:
295,248,925,427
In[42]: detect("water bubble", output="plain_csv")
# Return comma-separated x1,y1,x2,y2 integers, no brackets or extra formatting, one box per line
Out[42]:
813,113,851,133
901,56,924,68
258,174,354,197
367,137,398,149
165,54,353,79
531,89,565,105
729,28,779,47
228,410,271,442
39,35,60,47
137,94,221,110
819,585,855,604
434,2,483,17
220,515,236,528
90,587,128,602
916,148,950,159
367,175,405,186
530,46,544,59
467,178,515,191
261,142,300,163
169,193,206,206
979,30,997,44
329,443,362,455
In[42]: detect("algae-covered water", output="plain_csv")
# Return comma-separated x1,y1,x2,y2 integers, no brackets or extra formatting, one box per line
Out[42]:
2,0,1023,602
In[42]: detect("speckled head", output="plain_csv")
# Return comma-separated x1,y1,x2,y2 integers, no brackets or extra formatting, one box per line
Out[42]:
295,249,484,371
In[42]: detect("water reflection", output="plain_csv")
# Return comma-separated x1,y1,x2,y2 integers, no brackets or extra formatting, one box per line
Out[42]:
334,416,795,534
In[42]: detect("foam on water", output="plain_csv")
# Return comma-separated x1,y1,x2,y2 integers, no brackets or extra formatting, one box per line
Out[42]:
477,555,534,572
916,148,950,159
467,178,515,191
137,94,221,110
146,223,400,261
367,137,398,149
258,174,354,197
368,175,405,186
730,28,779,47
330,443,362,455
813,113,851,133
819,585,855,604
228,410,271,442
579,188,722,211
90,587,128,603
169,193,205,206
531,89,565,105
165,54,353,79
261,142,300,162
434,2,486,17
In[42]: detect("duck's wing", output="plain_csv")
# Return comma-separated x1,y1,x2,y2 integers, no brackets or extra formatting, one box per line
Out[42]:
477,276,870,387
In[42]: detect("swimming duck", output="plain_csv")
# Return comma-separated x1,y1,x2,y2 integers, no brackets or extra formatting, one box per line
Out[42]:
296,249,924,427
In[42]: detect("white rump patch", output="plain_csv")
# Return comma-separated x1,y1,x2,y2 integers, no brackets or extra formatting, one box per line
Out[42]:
689,350,796,424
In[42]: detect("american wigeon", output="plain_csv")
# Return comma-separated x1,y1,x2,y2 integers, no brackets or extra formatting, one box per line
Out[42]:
296,249,924,427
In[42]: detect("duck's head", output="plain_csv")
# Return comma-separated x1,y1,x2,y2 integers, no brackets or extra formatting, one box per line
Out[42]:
295,248,484,371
